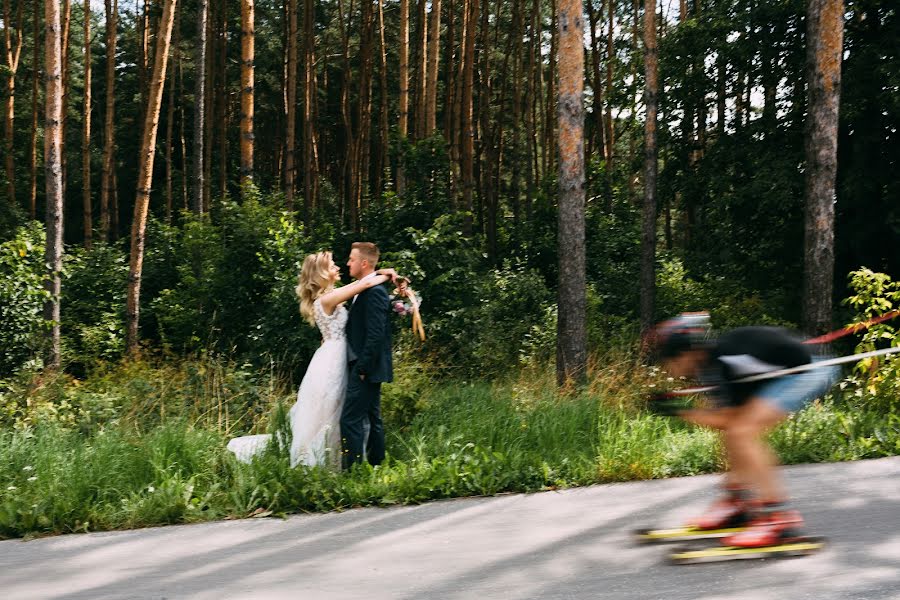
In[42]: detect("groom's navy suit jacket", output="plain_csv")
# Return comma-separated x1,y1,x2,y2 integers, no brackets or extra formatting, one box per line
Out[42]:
346,283,393,383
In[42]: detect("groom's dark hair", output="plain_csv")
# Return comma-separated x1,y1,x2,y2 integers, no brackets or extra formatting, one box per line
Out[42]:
351,241,380,266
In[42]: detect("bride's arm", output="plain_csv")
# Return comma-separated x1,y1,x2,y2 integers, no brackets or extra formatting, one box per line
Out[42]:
319,269,398,314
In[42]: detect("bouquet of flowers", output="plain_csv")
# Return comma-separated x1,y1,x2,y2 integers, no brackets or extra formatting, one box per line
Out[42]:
391,277,425,341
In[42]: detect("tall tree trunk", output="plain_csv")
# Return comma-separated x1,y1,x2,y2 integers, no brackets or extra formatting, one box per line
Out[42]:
28,1,39,219
82,0,92,246
376,0,390,196
284,0,297,211
164,7,179,224
543,2,557,176
3,0,23,206
802,0,843,335
603,0,614,167
587,0,606,169
460,0,478,233
397,0,409,193
424,0,441,135
44,0,64,368
60,0,71,203
556,0,587,386
239,0,254,189
100,0,117,241
508,0,523,225
302,0,319,217
193,0,208,214
415,0,427,139
126,0,178,354
639,0,658,333
524,0,539,217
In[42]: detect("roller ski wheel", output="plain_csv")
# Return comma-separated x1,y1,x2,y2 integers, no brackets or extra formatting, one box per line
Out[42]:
633,524,747,544
669,536,827,565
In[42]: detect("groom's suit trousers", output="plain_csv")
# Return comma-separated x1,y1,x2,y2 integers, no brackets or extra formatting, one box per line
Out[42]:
341,364,385,469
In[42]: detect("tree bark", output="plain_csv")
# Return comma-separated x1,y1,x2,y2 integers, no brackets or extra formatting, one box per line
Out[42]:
802,0,843,335
284,0,297,210
376,0,390,196
193,0,208,214
3,0,23,206
28,1,39,219
82,0,92,246
44,0,64,368
415,0,427,138
397,0,409,193
424,0,441,135
603,0,614,168
639,0,658,333
556,0,587,386
460,0,478,233
126,0,178,354
239,0,254,188
164,7,179,224
302,0,319,216
100,0,117,241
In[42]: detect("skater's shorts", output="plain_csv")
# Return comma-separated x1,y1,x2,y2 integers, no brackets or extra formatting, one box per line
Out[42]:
756,358,841,414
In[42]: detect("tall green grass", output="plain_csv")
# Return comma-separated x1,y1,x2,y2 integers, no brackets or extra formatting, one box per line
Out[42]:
1,359,898,539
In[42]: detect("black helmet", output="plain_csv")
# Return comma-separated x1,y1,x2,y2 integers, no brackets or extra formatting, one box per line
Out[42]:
652,312,711,360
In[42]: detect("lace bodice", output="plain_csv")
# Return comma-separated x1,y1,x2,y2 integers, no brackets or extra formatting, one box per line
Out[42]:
314,298,348,341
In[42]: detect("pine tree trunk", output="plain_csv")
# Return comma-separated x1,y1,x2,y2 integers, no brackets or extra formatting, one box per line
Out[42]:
587,0,606,169
60,0,70,204
302,0,318,216
44,0,64,368
424,0,441,135
415,0,427,139
543,3,557,177
126,0,178,354
460,0,478,233
524,0,539,217
397,0,409,193
556,0,586,386
193,0,208,213
164,7,179,224
28,1,39,219
640,0,658,333
3,0,23,206
284,0,297,211
508,0,523,225
239,0,254,188
100,0,117,242
82,0,92,246
603,0,614,167
376,0,390,196
802,0,843,335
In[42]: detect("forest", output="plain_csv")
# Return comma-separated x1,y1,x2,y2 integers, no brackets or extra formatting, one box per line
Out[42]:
0,0,898,537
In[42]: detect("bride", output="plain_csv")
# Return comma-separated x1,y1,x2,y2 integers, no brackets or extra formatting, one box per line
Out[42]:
227,251,398,469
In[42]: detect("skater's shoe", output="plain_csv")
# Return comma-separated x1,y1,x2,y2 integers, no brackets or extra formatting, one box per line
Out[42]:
687,494,752,531
722,509,804,548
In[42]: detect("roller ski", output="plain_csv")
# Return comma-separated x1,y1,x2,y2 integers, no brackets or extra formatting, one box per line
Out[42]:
635,490,752,544
669,508,826,564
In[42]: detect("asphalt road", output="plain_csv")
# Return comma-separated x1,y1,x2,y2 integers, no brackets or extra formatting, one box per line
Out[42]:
2,456,899,600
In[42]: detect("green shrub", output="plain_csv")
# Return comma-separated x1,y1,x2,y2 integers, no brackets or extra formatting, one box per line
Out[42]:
0,223,49,376
62,243,129,369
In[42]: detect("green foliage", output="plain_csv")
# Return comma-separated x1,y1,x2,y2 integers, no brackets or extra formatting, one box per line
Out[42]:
840,268,900,410
61,243,129,369
0,223,49,376
1,356,899,539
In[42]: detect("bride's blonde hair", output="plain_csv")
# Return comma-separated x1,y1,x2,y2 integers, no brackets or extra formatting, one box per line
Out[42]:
297,251,335,325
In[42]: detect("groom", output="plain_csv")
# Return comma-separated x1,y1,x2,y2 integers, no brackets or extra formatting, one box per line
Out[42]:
342,242,393,469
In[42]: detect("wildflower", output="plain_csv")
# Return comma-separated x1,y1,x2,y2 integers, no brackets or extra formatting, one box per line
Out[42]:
27,476,37,482
7,486,16,491
148,485,155,493
22,466,34,472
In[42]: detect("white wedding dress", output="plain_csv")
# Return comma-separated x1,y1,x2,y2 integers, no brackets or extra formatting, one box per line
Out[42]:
227,298,348,469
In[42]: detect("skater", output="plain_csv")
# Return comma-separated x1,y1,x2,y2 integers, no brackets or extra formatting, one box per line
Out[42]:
648,313,841,549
